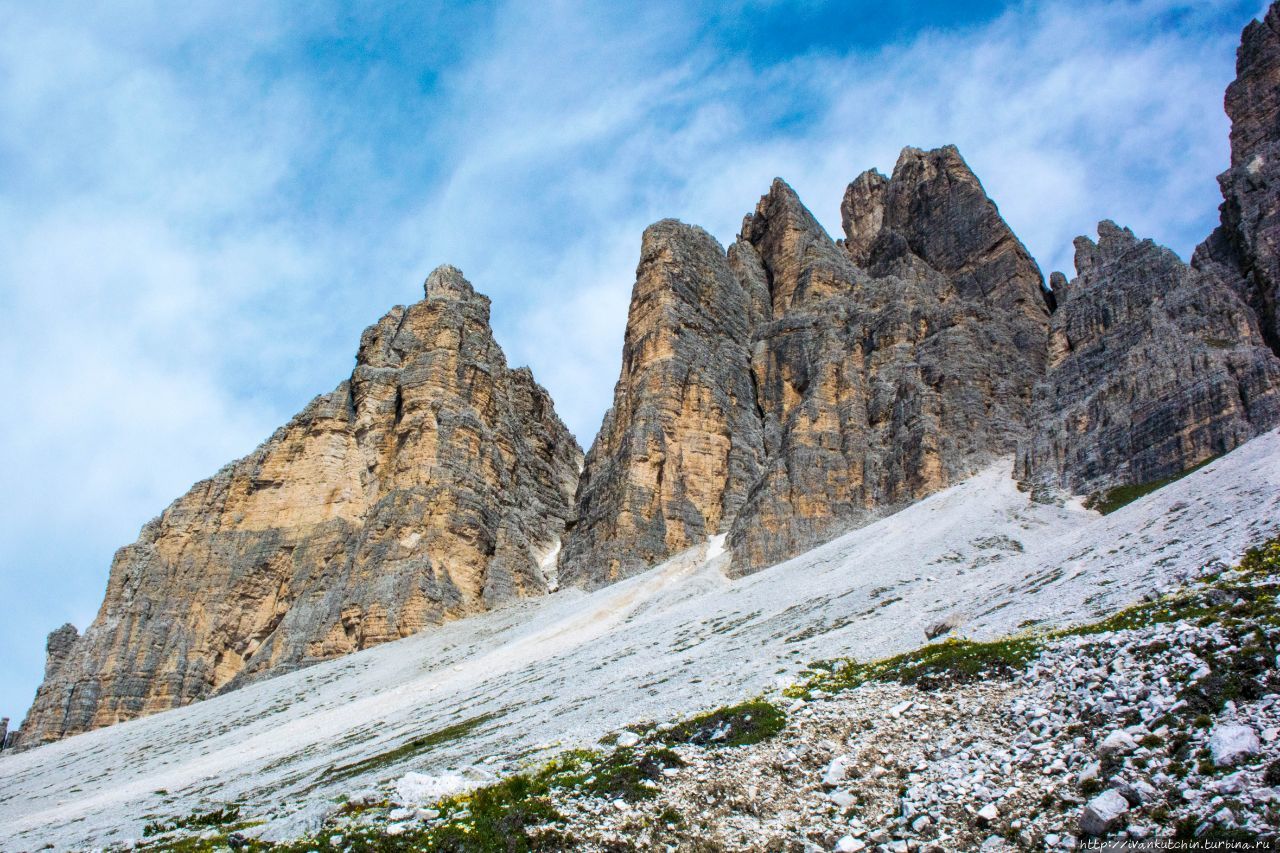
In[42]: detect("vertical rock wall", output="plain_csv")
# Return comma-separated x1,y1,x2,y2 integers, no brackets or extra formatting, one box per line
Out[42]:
19,266,581,747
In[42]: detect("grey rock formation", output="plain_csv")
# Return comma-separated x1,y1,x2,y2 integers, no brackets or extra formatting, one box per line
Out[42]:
44,623,80,679
559,221,764,588
1021,222,1280,498
1194,3,1280,355
728,151,1049,571
19,266,581,746
564,147,1051,582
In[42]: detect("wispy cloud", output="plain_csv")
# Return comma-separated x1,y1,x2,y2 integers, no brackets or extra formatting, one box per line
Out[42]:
0,0,1260,720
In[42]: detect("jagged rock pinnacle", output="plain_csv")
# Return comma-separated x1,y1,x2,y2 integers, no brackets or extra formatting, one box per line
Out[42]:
18,272,581,747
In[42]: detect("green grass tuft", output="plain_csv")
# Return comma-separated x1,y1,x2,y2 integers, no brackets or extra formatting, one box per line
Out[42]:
1083,455,1218,515
317,712,496,784
785,635,1042,699
659,700,786,748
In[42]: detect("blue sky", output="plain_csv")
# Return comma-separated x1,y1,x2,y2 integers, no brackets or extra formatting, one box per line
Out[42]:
0,0,1264,725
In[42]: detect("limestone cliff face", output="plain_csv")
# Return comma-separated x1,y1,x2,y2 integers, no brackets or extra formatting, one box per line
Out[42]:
1022,5,1280,500
19,266,581,746
24,4,1280,746
728,150,1049,571
558,221,764,588
563,5,1280,582
1195,3,1280,355
1021,222,1280,497
563,147,1050,583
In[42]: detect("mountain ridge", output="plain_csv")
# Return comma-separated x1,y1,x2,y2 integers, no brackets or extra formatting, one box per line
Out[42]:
11,1,1280,760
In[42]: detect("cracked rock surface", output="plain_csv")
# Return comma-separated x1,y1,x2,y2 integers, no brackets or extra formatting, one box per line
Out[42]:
18,267,581,747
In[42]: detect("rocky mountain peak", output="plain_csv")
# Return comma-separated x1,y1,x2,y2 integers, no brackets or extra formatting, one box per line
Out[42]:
742,177,862,314
844,145,1048,315
1227,4,1280,168
1192,1,1280,356
17,270,581,747
558,218,763,588
1022,216,1280,497
839,168,888,265
424,263,480,302
43,624,79,680
1071,220,1138,280
17,2,1280,759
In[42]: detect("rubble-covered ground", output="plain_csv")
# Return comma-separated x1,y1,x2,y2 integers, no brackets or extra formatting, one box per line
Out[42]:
129,538,1280,851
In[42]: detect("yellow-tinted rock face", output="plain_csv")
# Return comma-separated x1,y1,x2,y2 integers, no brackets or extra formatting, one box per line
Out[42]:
19,266,581,746
558,221,764,587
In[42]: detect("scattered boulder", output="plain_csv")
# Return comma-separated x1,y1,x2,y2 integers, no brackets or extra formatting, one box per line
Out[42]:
1210,724,1262,767
925,615,963,640
1079,789,1129,836
1098,730,1137,757
823,755,854,787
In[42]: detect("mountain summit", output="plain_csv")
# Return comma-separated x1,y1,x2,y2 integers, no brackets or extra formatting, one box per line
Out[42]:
18,268,581,746
13,4,1280,763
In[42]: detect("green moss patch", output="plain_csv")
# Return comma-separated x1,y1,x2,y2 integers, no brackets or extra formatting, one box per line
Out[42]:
786,636,1042,699
143,805,243,837
1083,456,1218,515
317,712,496,784
659,700,786,748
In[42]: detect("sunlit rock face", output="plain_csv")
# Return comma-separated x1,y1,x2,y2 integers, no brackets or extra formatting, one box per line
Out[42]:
18,266,581,746
558,220,764,588
727,149,1049,572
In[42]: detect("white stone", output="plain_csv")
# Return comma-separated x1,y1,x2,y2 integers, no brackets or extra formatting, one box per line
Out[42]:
1098,730,1137,756
835,834,865,852
394,771,469,805
1210,724,1261,767
615,731,641,748
828,789,856,809
977,803,999,822
1079,789,1129,836
823,755,854,786
1078,761,1100,783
